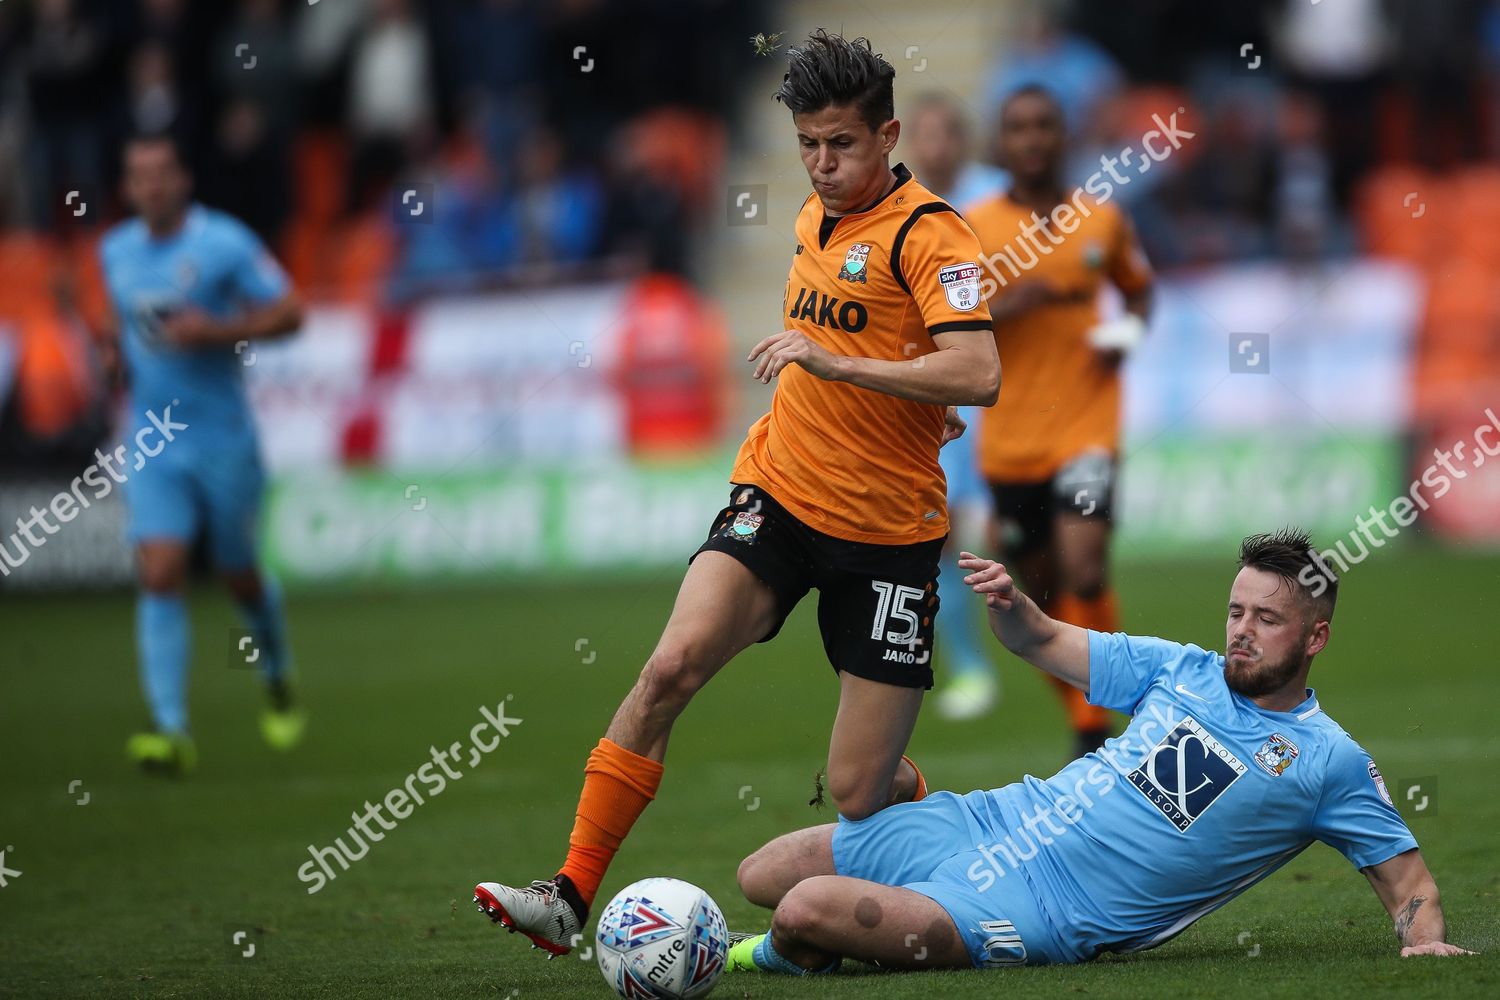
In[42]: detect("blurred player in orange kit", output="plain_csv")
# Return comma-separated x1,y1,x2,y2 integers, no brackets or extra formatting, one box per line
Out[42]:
963,85,1154,756
901,92,1011,720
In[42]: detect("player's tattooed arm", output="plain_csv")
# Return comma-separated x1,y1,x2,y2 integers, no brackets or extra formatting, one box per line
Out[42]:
1362,849,1475,957
1394,895,1428,945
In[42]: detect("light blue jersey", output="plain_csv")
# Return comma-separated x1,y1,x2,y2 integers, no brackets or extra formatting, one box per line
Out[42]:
101,203,288,452
833,630,1417,967
101,204,297,736
100,204,291,564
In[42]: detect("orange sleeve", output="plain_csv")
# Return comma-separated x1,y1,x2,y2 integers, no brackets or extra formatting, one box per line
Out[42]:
891,206,993,335
1107,208,1154,296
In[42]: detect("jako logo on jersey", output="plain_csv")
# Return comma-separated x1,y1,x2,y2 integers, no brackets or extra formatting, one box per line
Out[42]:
838,242,871,283
788,287,869,332
938,262,981,311
1127,716,1247,832
1253,733,1300,777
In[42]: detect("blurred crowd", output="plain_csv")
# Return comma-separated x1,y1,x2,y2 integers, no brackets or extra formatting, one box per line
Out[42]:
0,0,765,301
2,0,1498,467
939,0,1500,431
969,0,1500,269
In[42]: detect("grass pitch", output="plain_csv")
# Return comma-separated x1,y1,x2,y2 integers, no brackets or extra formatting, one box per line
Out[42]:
1,549,1497,998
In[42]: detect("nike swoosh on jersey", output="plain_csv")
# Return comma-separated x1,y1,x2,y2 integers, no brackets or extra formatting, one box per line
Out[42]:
1174,683,1210,702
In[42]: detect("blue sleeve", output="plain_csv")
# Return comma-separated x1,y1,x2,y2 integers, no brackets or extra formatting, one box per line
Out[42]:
1311,740,1418,870
223,219,290,304
1085,630,1187,714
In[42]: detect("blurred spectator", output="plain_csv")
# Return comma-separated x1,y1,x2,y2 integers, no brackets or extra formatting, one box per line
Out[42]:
294,0,368,127
1274,0,1390,204
452,0,541,173
122,42,191,139
981,2,1123,131
1385,0,1490,168
199,97,290,246
133,0,195,72
902,92,1009,210
1152,91,1275,265
22,0,110,230
1271,91,1343,263
600,126,690,276
346,0,435,214
214,0,297,139
389,119,516,300
513,126,602,266
0,2,27,226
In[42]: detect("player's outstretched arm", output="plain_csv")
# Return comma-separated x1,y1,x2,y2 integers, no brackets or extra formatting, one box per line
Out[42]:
1363,848,1475,957
747,327,999,407
957,551,1088,690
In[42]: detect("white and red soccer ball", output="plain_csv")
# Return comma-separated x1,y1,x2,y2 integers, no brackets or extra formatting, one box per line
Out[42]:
595,877,728,999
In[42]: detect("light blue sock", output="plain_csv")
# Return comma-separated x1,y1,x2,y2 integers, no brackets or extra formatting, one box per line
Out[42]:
753,932,838,975
137,592,189,734
937,550,994,679
237,575,290,686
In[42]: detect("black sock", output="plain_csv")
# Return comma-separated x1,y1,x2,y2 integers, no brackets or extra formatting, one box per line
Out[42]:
552,872,589,923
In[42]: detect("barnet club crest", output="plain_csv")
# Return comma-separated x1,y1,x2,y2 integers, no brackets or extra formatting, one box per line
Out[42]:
838,243,871,283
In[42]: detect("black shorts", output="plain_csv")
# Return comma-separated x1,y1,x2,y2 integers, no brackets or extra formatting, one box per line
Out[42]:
690,484,945,689
989,450,1116,559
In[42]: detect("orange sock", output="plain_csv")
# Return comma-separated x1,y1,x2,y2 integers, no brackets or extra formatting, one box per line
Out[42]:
1047,592,1118,732
559,738,664,908
901,754,928,802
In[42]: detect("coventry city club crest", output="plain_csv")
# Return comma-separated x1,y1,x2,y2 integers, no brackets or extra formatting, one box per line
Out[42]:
1253,733,1300,777
838,243,871,283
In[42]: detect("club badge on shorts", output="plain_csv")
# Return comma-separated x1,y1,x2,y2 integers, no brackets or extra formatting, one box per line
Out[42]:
838,243,871,283
938,262,981,310
1253,733,1299,777
725,511,764,543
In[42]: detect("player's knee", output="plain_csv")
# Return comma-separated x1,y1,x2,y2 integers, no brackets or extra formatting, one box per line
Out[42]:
736,850,774,907
138,558,185,594
637,641,711,710
771,879,831,941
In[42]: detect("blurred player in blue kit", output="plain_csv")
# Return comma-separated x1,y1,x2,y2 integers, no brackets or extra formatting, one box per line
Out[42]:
98,133,305,773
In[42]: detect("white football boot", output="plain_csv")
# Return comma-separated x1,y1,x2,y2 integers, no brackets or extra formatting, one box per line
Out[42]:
474,879,582,957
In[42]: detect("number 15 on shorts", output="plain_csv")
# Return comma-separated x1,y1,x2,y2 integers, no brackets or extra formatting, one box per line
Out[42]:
870,581,925,650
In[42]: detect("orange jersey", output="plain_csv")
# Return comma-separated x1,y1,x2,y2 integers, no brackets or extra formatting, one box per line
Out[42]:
964,194,1153,482
730,163,993,544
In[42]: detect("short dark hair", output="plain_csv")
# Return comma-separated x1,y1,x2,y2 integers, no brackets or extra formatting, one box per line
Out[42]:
124,131,188,169
1238,528,1338,623
774,29,895,132
999,83,1064,122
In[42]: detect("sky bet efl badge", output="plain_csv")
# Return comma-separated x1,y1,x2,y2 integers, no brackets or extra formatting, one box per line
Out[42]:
938,262,982,310
838,243,871,283
1253,733,1300,777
